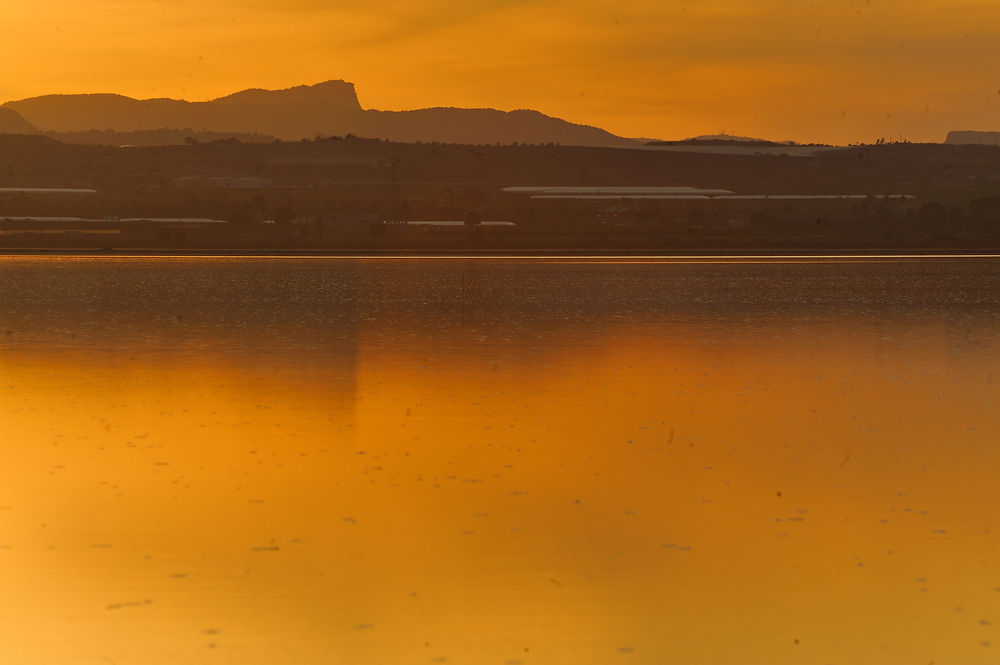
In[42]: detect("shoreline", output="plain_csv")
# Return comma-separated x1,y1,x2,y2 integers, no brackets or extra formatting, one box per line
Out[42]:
2,247,1000,259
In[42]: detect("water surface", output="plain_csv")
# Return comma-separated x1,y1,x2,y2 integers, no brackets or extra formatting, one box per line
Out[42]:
2,256,999,665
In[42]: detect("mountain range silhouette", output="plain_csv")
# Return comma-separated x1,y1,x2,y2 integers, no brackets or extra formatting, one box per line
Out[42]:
1,79,628,147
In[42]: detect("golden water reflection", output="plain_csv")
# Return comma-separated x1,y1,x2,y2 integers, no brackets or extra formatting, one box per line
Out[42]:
2,257,1000,664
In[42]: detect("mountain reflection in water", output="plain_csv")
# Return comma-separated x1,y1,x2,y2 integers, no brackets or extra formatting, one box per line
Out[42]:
1,256,999,665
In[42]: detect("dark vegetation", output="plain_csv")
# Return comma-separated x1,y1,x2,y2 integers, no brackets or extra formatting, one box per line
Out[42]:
1,133,999,252
44,128,278,147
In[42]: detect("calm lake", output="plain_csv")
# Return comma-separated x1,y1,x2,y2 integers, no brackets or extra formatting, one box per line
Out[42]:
2,255,1000,665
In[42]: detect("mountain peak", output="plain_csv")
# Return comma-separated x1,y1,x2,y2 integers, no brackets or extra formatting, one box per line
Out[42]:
212,79,361,110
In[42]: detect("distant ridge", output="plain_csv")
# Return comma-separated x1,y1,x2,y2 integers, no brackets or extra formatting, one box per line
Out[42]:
946,130,1000,146
0,107,38,134
647,133,796,146
3,81,361,138
689,133,779,143
2,80,627,147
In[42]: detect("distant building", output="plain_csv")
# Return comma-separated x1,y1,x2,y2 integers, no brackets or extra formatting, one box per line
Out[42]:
402,220,515,227
174,176,273,189
0,187,97,195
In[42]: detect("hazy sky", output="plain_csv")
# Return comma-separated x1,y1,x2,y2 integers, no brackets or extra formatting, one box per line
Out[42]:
2,0,998,143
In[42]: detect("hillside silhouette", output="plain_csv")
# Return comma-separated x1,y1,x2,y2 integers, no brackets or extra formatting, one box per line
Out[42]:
0,108,37,134
2,80,626,147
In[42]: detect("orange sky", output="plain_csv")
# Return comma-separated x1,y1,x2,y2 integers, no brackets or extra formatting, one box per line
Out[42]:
2,0,998,144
